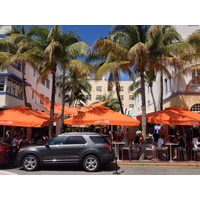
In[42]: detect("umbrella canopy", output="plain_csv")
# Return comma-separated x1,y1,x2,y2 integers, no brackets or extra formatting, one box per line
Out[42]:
64,106,140,126
136,106,200,126
0,106,59,127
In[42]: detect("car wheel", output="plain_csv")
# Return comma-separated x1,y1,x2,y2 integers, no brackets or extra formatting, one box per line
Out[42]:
83,155,99,172
22,155,39,171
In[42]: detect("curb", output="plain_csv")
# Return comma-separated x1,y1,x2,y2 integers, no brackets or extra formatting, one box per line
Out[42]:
115,160,200,167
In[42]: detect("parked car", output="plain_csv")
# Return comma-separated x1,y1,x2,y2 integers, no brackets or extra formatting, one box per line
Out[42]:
0,141,16,165
17,132,114,172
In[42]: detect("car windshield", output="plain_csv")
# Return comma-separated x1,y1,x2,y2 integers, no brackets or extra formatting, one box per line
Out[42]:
47,136,67,145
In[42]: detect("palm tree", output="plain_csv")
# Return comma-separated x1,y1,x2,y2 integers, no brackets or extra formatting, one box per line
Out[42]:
129,69,157,111
111,26,150,159
56,31,89,131
0,25,40,106
112,25,193,155
26,25,72,138
57,70,92,107
145,25,192,110
87,38,131,114
94,91,120,112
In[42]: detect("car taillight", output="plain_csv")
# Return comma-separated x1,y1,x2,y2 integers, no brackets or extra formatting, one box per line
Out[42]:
104,144,112,152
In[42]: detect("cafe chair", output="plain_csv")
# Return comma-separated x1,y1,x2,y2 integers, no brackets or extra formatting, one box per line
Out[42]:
176,146,187,161
156,146,168,161
130,143,141,160
120,143,131,161
192,148,200,161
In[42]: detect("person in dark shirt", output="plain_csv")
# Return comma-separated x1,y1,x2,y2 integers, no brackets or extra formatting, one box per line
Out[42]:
173,134,185,160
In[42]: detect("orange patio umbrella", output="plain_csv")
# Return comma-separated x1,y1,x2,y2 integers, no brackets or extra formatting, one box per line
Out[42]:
64,106,140,126
0,106,59,127
136,106,200,126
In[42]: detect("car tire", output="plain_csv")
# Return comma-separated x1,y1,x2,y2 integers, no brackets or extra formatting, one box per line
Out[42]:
83,155,99,172
22,155,39,171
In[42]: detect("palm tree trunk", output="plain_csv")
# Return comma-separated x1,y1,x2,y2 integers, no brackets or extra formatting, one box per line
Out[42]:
139,67,146,160
160,70,163,110
150,85,157,112
21,62,28,106
69,82,75,107
115,81,124,114
49,69,56,138
60,69,66,133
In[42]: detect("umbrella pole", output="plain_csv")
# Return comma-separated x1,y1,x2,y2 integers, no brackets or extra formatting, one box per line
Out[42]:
3,125,5,140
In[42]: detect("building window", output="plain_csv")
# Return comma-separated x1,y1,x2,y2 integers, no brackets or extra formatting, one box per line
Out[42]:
191,104,200,113
169,78,172,92
96,86,102,92
33,69,36,77
46,79,50,89
0,78,5,91
86,95,91,100
129,104,134,108
17,62,21,71
129,95,134,100
120,86,124,92
6,78,22,98
120,95,124,100
147,100,150,106
147,86,150,94
96,95,101,100
164,78,168,93
32,91,34,99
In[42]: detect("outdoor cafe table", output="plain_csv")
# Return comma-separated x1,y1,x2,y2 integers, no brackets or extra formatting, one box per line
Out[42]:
112,141,125,161
165,142,178,162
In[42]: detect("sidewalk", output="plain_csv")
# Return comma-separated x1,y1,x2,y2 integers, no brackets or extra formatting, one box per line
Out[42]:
116,151,200,166
116,158,200,167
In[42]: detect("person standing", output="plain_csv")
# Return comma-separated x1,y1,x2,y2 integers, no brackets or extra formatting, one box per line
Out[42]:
12,135,20,152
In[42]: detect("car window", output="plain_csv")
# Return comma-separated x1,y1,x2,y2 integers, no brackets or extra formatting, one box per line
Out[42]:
47,136,66,145
89,136,109,144
67,136,86,144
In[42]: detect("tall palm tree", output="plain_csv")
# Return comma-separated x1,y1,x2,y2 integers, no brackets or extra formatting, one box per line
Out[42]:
87,38,131,114
56,31,89,131
111,26,150,156
0,25,40,106
112,25,193,153
26,25,70,137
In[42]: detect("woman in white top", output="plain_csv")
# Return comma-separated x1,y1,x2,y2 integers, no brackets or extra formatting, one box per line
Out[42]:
192,136,200,149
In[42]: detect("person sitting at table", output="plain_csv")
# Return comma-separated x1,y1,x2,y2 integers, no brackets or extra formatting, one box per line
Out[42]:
192,135,200,150
173,134,185,160
157,134,165,148
156,134,168,159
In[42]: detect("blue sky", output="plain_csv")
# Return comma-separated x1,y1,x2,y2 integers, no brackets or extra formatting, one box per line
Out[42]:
60,25,112,46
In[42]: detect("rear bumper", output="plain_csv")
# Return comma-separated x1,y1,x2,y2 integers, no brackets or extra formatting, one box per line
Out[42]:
101,153,115,164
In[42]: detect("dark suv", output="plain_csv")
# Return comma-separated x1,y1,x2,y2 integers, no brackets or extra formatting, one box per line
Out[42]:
17,132,114,172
